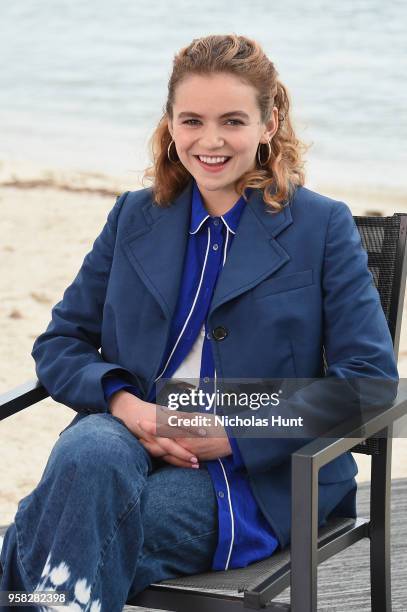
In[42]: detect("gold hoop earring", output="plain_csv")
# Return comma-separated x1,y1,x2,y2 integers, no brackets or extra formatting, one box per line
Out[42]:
257,141,272,167
167,139,181,164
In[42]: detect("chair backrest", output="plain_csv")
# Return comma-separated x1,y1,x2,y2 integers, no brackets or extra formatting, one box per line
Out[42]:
354,214,407,358
351,214,407,455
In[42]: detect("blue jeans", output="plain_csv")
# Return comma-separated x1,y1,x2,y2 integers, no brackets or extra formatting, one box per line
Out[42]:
0,412,219,612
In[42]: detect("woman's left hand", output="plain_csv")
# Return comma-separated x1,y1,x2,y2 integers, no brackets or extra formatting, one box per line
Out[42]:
136,411,232,462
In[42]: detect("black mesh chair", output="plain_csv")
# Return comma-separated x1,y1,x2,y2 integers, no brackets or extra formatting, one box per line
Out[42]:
1,213,407,612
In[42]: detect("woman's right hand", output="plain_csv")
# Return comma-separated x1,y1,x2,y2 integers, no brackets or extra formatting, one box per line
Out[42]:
109,390,200,469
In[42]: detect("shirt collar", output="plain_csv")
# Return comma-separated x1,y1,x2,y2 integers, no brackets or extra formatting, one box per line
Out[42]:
189,179,248,235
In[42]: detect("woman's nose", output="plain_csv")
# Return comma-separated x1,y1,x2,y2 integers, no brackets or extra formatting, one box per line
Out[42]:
199,128,225,148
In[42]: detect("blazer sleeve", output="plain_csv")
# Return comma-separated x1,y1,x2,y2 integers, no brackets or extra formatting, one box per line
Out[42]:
228,201,399,474
31,191,142,415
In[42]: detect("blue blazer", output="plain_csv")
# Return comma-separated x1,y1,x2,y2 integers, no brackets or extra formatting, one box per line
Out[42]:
32,179,399,548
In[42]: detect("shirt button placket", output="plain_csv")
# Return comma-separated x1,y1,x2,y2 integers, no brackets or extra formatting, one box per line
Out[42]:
210,218,223,254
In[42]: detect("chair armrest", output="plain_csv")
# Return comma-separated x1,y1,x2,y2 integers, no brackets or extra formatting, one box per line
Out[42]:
0,379,49,421
292,381,407,472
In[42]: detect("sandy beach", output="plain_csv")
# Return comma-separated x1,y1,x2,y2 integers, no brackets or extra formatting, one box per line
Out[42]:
1,160,406,526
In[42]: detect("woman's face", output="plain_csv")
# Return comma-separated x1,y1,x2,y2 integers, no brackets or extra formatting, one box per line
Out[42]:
168,72,278,204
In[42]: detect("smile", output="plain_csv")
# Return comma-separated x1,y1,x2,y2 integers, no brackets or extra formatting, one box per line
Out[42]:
194,155,232,173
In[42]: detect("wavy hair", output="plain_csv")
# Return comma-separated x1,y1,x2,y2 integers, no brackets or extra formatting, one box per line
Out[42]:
142,34,308,213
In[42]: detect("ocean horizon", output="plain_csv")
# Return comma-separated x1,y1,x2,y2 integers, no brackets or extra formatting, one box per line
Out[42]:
1,0,406,203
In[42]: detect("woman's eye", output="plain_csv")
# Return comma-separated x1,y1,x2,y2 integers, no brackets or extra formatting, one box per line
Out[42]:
182,119,244,126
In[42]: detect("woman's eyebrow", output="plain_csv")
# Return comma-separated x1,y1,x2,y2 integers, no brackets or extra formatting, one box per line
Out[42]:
177,111,250,119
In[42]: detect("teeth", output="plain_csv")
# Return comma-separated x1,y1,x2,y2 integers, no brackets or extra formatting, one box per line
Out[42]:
198,156,229,164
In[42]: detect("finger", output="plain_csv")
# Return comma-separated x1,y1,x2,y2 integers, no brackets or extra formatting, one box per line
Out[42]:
155,434,201,463
135,426,157,445
133,419,156,439
145,408,207,439
134,422,179,451
137,418,198,439
161,454,200,469
137,420,199,464
138,438,167,458
139,438,198,468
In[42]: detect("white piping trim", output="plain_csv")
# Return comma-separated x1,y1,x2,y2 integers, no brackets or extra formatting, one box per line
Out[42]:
222,228,230,267
221,216,236,234
189,215,210,234
215,367,235,570
217,457,235,570
214,366,217,417
154,226,211,381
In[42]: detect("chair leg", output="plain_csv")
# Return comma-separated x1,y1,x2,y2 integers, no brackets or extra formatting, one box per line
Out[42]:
370,426,393,611
291,455,318,612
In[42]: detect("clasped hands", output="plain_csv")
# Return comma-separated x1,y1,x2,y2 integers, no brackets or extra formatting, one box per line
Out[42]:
109,390,232,470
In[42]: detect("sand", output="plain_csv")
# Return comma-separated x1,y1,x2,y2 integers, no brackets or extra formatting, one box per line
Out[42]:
1,162,406,525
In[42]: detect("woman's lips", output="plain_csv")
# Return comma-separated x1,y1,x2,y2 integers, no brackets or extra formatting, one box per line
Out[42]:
194,156,231,173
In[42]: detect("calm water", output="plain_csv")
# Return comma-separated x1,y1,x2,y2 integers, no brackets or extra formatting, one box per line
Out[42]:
1,0,406,194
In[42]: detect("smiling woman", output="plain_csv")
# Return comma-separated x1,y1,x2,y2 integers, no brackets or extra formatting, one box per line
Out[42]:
165,71,280,213
0,33,398,611
143,35,307,216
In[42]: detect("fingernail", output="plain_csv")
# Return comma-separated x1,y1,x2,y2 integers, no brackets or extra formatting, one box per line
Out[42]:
191,463,200,469
190,457,198,463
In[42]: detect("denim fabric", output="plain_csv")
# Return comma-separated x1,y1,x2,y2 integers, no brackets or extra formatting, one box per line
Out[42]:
0,413,219,612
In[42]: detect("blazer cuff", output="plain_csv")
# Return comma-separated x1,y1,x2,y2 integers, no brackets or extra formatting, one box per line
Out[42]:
35,361,141,415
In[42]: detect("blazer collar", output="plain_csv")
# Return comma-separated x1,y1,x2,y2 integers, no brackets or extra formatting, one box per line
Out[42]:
122,178,293,321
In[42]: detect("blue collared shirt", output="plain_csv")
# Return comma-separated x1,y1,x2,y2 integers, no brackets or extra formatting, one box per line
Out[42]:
103,179,279,570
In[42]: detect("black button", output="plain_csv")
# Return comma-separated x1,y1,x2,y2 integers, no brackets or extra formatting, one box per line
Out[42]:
212,326,228,341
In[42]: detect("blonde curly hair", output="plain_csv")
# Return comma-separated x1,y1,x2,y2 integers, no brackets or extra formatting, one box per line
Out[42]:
142,33,308,213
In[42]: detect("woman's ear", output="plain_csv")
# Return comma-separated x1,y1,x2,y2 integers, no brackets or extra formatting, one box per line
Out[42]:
261,106,279,143
168,119,173,139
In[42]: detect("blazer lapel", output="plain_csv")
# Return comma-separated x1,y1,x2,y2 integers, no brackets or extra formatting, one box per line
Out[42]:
208,188,293,318
122,179,293,321
121,180,193,321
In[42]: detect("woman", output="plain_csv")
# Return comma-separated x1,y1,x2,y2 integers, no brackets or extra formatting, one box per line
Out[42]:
0,34,398,611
